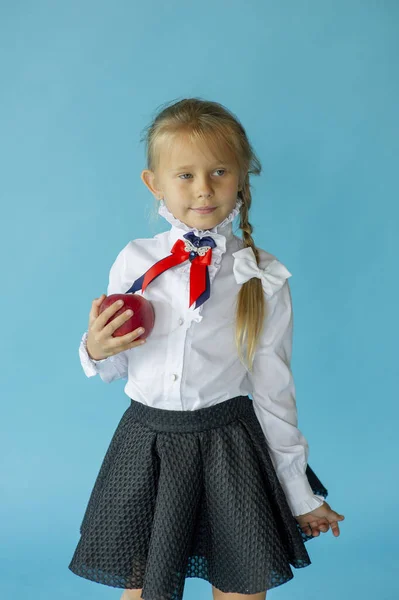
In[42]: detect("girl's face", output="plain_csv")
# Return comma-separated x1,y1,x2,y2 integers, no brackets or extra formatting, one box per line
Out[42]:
141,134,242,230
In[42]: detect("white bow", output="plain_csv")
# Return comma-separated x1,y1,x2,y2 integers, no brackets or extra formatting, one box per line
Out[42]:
232,247,292,298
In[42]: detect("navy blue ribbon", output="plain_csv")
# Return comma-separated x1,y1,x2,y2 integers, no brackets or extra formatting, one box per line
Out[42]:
125,232,217,309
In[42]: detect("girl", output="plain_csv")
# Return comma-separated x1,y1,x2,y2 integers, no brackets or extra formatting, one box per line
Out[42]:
69,98,345,600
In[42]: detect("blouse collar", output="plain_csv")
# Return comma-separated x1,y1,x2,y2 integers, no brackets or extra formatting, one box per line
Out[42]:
158,197,243,250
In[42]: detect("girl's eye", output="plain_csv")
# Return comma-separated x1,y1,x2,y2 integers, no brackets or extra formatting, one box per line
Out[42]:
179,169,226,180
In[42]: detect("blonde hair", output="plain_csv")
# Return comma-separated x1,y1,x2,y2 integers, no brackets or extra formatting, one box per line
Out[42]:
140,97,266,372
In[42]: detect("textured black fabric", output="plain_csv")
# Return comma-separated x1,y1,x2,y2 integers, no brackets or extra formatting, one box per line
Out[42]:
68,395,328,599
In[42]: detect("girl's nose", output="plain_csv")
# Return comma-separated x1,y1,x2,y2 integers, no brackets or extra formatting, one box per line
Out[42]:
196,179,213,197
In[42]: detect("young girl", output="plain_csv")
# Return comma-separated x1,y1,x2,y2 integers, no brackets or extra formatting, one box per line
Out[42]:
68,97,345,600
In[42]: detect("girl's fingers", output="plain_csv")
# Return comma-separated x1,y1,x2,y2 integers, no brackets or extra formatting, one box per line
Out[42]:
301,522,318,537
318,519,330,532
89,295,106,326
91,295,105,311
302,524,313,536
299,511,344,537
304,518,330,536
329,513,344,536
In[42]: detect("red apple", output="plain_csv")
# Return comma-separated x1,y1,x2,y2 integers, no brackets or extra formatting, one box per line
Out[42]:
99,293,155,340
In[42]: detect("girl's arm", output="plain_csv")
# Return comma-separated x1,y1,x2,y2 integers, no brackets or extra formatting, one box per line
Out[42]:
79,330,129,383
248,278,325,517
79,245,130,383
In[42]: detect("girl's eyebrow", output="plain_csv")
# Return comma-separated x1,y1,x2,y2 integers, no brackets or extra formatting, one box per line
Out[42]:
168,165,194,172
168,163,230,172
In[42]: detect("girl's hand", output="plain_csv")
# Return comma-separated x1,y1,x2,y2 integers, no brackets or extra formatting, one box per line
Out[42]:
294,500,345,538
86,295,147,360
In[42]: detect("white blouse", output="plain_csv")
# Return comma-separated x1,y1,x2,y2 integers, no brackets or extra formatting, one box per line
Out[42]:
79,197,325,517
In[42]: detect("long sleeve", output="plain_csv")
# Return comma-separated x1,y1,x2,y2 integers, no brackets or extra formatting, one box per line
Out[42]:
248,279,325,517
79,245,130,383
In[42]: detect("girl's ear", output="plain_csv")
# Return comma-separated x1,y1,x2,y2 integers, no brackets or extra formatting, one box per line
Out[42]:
141,169,163,199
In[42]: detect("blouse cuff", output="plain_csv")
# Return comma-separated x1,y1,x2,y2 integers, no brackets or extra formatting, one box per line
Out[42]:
79,331,108,377
279,472,326,516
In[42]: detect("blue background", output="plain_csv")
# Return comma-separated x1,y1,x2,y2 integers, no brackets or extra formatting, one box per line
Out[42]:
1,1,397,599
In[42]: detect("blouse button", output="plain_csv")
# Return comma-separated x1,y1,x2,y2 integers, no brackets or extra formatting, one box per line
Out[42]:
178,318,184,326
171,373,178,381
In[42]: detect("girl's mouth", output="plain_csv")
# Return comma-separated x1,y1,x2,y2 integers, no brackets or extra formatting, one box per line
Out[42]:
192,207,216,214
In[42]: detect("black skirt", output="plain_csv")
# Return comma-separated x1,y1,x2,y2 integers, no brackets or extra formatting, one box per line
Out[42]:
68,395,328,600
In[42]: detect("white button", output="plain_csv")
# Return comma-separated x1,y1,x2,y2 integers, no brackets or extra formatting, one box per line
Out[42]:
171,373,178,381
178,318,184,326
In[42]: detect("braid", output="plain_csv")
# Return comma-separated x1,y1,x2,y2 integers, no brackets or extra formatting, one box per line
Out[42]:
239,190,260,264
235,178,267,372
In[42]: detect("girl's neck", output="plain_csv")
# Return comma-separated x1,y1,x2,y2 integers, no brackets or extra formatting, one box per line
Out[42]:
158,197,242,240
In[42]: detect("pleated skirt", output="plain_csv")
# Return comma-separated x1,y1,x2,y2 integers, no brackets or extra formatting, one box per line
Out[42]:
68,395,328,600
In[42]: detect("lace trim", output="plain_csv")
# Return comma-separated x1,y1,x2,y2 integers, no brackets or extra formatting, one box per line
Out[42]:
293,495,325,517
158,197,243,235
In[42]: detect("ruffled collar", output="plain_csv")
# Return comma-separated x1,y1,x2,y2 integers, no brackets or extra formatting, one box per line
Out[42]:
159,197,243,252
